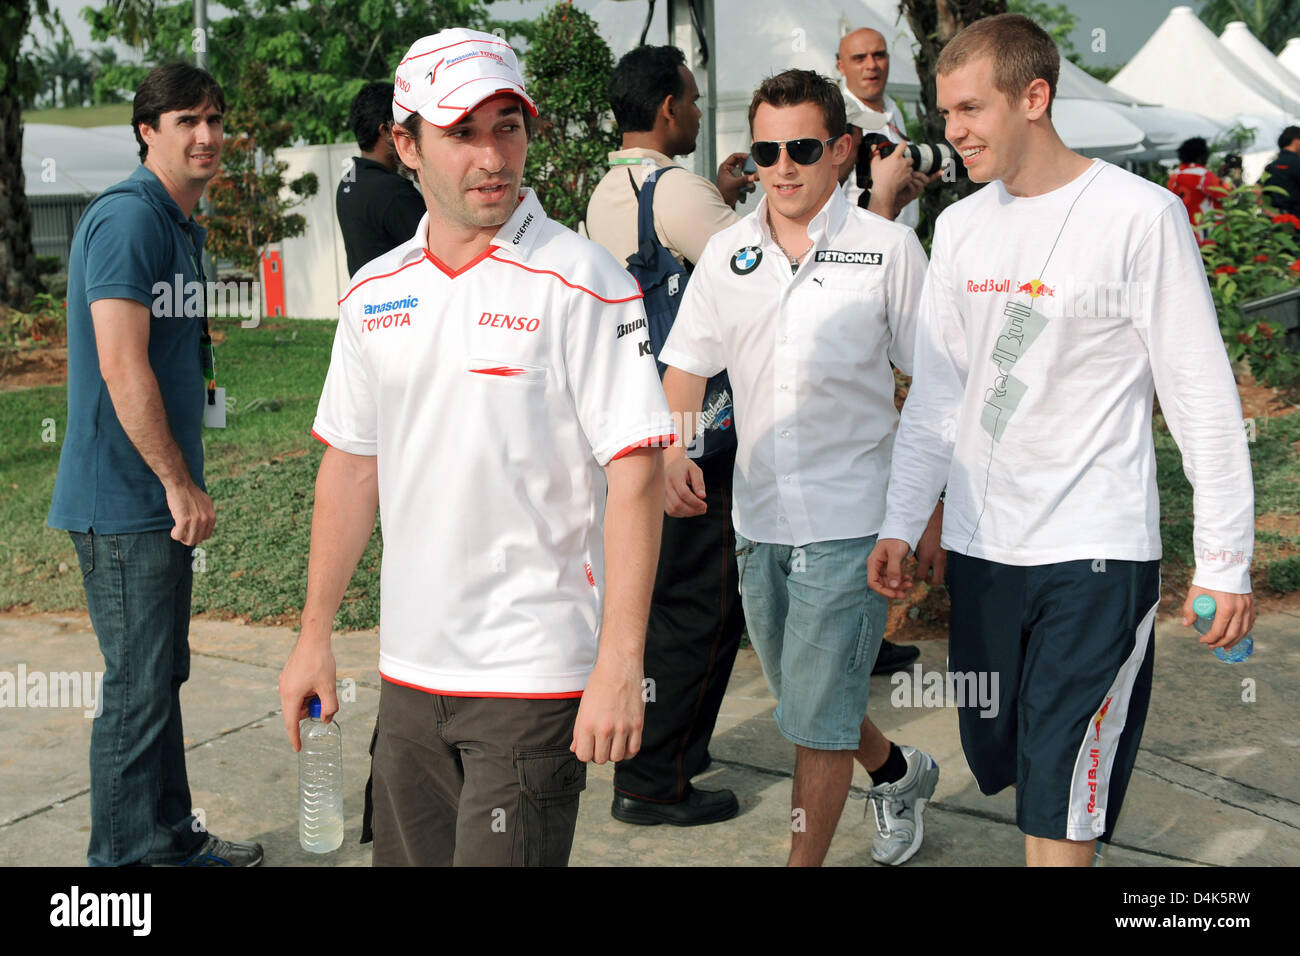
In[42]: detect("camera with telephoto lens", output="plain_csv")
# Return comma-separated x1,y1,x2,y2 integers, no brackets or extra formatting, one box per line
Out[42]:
858,133,956,179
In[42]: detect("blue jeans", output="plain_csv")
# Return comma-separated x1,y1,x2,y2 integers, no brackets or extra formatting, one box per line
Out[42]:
70,530,204,866
734,533,886,750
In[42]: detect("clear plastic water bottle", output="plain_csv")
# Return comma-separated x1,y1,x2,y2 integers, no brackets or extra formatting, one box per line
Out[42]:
299,696,343,853
1192,595,1254,663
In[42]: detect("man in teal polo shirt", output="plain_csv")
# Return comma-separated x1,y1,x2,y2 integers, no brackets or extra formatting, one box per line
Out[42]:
48,63,261,867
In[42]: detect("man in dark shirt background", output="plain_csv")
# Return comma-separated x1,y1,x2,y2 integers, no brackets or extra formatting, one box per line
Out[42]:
1263,126,1300,218
337,81,425,277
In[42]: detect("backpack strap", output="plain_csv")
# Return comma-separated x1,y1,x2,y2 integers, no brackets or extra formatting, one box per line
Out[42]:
632,165,686,269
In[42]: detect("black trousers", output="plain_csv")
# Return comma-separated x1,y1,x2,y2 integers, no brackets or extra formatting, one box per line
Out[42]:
613,447,745,802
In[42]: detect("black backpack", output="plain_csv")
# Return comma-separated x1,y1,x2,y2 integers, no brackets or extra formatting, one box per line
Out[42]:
623,166,736,461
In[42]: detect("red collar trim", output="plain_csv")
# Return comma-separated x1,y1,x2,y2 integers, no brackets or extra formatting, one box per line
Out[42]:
424,245,494,278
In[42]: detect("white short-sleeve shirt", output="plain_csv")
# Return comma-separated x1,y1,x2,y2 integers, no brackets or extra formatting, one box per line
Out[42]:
313,189,675,695
659,187,928,547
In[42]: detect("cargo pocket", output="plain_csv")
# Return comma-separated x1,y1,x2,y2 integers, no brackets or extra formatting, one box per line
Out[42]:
69,532,94,578
514,746,586,867
360,721,380,845
848,600,880,674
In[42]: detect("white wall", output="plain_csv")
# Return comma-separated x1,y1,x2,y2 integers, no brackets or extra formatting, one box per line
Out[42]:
276,144,358,319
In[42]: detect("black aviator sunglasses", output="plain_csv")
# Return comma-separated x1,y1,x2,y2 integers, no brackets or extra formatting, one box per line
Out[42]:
750,137,839,167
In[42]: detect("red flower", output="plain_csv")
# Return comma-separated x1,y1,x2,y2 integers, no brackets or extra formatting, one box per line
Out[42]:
1254,254,1269,262
1271,213,1300,228
1214,265,1238,275
1236,332,1253,344
1259,324,1275,339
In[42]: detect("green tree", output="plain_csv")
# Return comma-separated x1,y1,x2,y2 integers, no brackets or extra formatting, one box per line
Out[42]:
89,0,159,51
88,46,127,104
35,25,93,108
86,0,532,145
1198,0,1300,55
200,64,319,278
521,3,618,230
1,0,55,311
1007,0,1077,58
900,0,1008,241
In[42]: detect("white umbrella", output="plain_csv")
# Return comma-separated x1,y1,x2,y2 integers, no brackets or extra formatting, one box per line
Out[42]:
1052,98,1146,159
1280,37,1300,81
1111,6,1299,124
1219,22,1300,113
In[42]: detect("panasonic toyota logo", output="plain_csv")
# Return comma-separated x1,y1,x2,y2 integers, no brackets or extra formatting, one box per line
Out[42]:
363,295,419,315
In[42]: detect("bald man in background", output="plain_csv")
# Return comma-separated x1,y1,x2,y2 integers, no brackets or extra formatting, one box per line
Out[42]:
836,27,940,230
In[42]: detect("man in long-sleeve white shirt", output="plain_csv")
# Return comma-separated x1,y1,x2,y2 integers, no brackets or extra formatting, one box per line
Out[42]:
868,15,1255,868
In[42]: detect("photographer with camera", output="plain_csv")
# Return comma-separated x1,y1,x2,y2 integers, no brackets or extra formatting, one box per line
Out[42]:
837,27,946,228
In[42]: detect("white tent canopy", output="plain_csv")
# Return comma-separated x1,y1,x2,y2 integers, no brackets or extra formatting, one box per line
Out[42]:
1219,22,1300,113
1051,99,1146,158
1110,6,1300,123
1280,37,1300,81
1058,58,1146,105
22,124,138,196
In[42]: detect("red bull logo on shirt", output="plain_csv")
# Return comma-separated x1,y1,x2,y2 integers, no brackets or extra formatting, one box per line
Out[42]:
966,277,1143,317
1015,279,1055,298
966,278,1055,297
966,278,1012,293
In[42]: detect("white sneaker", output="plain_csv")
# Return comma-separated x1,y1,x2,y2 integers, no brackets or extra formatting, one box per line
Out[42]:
866,746,939,865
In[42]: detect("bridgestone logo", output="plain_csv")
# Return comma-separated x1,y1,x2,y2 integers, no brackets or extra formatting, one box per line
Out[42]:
815,250,882,264
617,317,647,339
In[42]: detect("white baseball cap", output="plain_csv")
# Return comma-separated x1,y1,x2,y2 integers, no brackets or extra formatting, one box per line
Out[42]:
393,28,538,128
844,100,887,133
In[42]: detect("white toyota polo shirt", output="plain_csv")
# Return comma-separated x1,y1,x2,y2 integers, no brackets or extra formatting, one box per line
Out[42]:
312,188,675,696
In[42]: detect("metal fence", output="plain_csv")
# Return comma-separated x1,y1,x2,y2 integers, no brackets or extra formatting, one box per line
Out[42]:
29,193,95,267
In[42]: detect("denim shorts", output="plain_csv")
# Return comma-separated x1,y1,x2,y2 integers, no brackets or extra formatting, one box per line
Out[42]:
734,533,886,750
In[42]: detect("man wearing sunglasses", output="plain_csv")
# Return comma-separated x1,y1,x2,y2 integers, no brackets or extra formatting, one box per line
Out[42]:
659,69,942,867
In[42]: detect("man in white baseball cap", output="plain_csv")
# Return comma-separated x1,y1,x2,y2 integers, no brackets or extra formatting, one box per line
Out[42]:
279,28,674,866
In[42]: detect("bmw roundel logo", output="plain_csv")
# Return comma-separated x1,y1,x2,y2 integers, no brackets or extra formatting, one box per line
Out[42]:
731,246,762,275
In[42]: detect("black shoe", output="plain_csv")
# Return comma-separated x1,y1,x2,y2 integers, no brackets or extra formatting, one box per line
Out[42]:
611,787,739,827
872,639,920,676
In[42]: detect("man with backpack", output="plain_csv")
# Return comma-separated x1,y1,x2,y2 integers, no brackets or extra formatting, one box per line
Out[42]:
586,46,753,826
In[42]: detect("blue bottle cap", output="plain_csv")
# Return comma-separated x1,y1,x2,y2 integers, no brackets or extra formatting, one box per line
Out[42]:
308,696,321,719
1192,594,1216,619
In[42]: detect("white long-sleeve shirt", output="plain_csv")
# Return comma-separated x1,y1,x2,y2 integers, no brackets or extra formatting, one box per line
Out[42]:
878,159,1255,593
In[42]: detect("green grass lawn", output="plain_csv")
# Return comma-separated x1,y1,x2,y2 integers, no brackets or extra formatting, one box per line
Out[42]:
0,317,381,630
1,319,1297,633
22,104,133,128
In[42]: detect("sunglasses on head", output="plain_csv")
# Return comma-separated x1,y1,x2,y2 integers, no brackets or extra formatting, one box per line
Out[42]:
750,137,839,167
